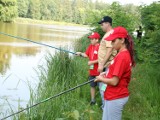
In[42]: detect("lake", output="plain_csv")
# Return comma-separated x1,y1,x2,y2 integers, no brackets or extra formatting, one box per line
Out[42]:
0,21,89,118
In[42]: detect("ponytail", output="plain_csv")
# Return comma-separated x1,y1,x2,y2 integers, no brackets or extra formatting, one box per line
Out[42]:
125,35,136,67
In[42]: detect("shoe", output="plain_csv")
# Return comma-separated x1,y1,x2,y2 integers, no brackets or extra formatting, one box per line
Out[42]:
90,101,96,105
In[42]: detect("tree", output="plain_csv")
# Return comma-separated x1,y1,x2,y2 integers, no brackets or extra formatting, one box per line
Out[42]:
86,2,140,37
138,2,160,63
27,0,41,19
0,0,18,22
40,0,51,20
17,0,29,17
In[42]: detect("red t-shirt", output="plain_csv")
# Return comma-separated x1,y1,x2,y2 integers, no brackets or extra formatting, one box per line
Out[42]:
104,50,132,100
85,44,100,76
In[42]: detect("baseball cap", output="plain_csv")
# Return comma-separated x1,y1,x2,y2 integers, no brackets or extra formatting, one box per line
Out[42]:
88,32,100,39
105,26,128,41
98,16,112,24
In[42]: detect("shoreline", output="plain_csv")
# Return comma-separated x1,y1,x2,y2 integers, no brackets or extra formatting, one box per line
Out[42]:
13,17,89,27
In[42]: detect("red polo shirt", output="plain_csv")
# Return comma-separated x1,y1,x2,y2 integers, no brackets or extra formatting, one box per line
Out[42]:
85,44,100,76
104,50,132,100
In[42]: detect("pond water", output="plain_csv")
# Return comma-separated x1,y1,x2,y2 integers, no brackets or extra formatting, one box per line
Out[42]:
0,22,89,118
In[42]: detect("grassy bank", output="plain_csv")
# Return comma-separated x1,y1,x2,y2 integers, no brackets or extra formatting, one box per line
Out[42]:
14,18,88,27
123,63,160,120
11,36,160,119
25,42,102,119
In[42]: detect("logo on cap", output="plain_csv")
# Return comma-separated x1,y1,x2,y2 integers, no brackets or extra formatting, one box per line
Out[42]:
110,30,114,35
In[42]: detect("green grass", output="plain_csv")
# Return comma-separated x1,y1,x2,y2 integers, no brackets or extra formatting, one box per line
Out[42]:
123,63,160,120
7,36,160,120
14,17,88,27
24,51,102,120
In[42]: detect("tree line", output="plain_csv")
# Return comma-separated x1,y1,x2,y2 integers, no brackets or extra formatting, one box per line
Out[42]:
135,2,160,64
0,0,140,25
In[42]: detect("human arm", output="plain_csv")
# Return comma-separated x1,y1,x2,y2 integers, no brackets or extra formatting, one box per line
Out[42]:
88,60,98,66
98,47,113,72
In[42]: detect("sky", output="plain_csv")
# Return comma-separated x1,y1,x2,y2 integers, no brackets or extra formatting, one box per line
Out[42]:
95,0,159,5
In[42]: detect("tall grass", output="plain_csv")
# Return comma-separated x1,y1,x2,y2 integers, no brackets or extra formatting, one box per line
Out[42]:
22,36,103,120
11,36,160,120
123,63,160,120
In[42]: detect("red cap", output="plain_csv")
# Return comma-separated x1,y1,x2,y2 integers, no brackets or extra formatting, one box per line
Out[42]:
105,26,128,41
88,32,100,39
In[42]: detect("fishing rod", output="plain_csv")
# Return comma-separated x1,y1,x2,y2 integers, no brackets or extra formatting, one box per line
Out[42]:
1,79,95,120
0,32,77,55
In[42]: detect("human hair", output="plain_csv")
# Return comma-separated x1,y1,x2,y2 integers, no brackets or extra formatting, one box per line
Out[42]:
124,35,136,67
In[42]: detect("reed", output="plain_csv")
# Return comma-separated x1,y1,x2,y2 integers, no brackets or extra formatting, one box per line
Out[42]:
7,36,160,120
25,52,101,119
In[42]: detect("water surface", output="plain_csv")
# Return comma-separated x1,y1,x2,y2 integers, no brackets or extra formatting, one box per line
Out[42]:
0,22,89,117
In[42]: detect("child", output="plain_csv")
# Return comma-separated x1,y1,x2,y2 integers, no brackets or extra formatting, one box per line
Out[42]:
76,32,100,105
95,26,135,120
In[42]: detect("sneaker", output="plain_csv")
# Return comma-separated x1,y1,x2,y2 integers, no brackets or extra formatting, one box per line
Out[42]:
90,101,96,105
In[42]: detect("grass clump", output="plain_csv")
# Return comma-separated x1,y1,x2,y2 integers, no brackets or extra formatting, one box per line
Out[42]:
9,36,160,120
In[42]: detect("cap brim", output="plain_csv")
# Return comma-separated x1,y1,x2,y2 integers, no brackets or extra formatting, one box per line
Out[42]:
88,36,94,39
105,35,117,41
98,20,104,24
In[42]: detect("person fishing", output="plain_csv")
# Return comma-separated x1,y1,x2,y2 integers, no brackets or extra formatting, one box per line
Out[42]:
95,26,135,120
76,32,100,105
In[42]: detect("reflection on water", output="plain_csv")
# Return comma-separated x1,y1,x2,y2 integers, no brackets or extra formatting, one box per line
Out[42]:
0,21,89,118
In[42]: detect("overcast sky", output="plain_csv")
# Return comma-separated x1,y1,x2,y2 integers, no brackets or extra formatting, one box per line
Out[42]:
95,0,159,5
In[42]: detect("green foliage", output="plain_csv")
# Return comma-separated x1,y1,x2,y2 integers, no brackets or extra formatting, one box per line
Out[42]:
0,0,18,22
24,51,102,119
74,34,90,52
141,3,160,31
136,2,160,63
86,2,141,38
39,0,56,20
17,0,29,17
27,0,41,19
123,63,160,120
15,0,141,26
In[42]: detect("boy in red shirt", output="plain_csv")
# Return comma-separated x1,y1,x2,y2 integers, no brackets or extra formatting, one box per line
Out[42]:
76,32,100,105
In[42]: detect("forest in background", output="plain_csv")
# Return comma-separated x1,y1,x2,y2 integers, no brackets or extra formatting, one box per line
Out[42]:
0,0,140,26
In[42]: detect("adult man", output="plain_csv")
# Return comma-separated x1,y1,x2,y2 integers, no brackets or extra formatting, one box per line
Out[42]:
97,16,117,110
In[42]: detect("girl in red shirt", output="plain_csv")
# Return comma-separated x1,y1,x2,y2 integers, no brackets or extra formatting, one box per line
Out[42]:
95,26,135,120
76,32,100,105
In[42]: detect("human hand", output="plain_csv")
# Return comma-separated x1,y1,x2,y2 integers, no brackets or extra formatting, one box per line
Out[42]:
75,52,81,56
100,72,106,76
94,75,104,82
88,61,93,66
98,65,103,72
